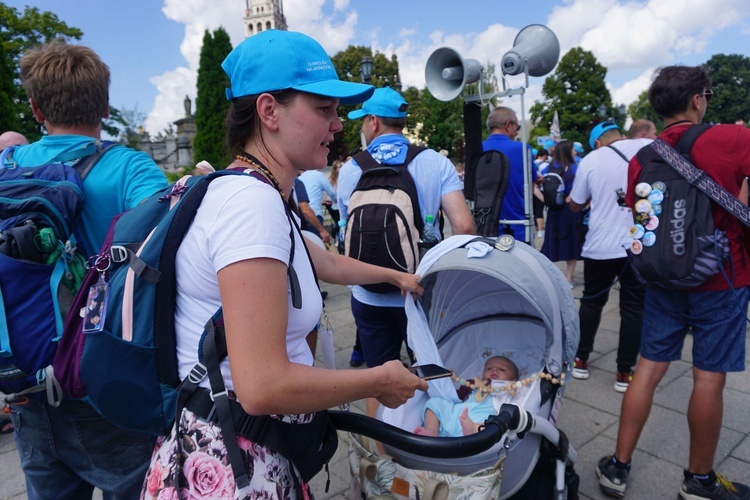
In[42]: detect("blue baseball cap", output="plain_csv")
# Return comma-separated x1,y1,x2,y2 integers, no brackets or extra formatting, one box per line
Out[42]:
543,139,556,150
222,30,374,105
348,87,409,120
573,142,584,154
589,122,620,149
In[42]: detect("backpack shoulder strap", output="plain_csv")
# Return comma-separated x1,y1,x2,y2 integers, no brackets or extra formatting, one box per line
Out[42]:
403,144,427,165
607,144,629,163
673,123,711,155
353,144,428,173
352,150,379,172
650,127,750,228
74,141,121,180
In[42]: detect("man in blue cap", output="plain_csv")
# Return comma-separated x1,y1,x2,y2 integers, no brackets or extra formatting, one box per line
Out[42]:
569,121,649,397
338,87,474,414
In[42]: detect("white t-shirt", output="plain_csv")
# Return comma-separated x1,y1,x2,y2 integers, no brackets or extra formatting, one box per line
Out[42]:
174,175,322,390
569,138,652,260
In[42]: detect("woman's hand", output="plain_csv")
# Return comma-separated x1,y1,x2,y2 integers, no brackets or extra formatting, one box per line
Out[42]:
394,272,424,299
375,360,429,409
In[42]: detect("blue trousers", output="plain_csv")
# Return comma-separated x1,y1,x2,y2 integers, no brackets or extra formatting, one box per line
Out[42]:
9,398,155,500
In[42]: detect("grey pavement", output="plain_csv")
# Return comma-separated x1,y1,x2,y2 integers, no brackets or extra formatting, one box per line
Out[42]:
2,252,750,499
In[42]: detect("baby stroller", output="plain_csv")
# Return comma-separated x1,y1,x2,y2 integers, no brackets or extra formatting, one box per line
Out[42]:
330,234,581,499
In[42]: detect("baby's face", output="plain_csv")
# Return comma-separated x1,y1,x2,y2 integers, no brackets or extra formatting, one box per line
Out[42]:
483,358,516,380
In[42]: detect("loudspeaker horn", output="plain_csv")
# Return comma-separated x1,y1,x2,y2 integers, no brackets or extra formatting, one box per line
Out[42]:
425,47,483,102
501,24,560,77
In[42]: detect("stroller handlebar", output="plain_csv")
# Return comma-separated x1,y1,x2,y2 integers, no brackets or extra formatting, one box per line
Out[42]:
328,403,526,458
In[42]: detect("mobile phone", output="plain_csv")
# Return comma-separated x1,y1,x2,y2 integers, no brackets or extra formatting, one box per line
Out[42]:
408,364,453,381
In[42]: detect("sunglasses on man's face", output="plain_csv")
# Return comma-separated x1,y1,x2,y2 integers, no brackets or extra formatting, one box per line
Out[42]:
701,89,714,102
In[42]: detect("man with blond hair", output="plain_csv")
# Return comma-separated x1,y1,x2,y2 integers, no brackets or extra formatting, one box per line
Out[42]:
4,40,166,499
627,119,657,140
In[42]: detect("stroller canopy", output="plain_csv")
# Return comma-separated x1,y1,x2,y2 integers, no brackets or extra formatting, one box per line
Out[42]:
406,235,580,402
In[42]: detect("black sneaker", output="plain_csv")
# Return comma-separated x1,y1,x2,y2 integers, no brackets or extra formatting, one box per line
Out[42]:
597,456,629,498
680,472,750,500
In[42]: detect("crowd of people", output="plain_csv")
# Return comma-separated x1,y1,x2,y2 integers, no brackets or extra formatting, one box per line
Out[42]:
1,29,749,500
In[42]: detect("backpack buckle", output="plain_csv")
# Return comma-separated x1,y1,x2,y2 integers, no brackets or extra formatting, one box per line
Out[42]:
110,245,129,263
187,362,207,385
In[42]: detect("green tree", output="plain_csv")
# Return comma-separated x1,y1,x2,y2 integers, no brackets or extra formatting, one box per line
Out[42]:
193,27,232,169
0,5,82,139
0,40,18,132
628,89,662,130
418,88,464,154
330,46,402,161
102,106,147,149
530,47,617,148
703,54,750,124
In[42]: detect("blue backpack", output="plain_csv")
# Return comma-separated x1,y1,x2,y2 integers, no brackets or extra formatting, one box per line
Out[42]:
53,169,301,436
0,142,117,400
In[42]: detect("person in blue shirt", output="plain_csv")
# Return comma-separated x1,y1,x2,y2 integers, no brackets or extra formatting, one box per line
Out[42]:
298,169,335,244
338,87,475,416
482,107,538,243
6,40,167,499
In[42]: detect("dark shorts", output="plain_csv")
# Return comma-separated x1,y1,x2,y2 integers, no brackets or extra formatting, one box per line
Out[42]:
640,286,750,372
351,297,411,367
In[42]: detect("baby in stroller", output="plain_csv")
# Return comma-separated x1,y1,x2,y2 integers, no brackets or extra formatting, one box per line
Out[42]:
414,356,519,437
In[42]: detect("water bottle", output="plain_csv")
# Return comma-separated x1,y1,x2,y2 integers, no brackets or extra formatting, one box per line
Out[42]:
555,183,565,207
421,215,438,244
337,219,347,255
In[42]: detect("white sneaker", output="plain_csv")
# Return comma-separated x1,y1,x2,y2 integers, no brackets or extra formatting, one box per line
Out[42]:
572,357,590,379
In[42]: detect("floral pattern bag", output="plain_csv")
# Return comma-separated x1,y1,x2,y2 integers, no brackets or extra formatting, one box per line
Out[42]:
141,407,314,500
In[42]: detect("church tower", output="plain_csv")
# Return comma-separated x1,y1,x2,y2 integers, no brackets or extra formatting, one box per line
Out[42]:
244,0,287,37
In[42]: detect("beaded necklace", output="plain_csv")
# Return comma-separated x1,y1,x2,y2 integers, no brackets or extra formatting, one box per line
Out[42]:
235,151,286,201
452,371,566,402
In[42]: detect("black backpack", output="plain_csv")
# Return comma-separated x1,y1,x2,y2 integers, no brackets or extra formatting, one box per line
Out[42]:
540,164,566,210
345,145,426,293
468,150,511,237
629,124,729,289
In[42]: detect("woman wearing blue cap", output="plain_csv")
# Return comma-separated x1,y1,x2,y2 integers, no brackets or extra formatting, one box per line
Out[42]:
140,30,428,499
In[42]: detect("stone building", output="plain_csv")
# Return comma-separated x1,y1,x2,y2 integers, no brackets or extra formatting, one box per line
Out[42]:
138,95,195,174
143,3,288,174
244,0,287,37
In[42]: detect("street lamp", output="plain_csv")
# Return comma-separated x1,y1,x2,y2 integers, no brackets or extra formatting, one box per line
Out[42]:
599,104,607,118
618,103,627,116
359,57,372,84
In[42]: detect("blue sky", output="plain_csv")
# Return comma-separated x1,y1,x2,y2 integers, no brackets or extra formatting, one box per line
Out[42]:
8,0,750,135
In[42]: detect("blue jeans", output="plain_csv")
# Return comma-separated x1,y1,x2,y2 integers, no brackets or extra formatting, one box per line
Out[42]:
9,398,155,500
640,286,750,373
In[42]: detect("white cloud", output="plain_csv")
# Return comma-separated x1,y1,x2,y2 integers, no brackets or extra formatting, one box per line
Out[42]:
144,0,750,135
548,0,747,71
146,0,358,135
609,68,656,107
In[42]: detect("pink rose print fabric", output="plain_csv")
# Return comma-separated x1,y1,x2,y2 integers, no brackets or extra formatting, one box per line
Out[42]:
140,407,314,499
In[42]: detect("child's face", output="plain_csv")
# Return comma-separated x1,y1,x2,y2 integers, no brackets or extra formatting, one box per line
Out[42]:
483,357,516,380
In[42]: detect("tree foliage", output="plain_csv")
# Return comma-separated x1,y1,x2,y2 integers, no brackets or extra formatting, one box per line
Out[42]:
0,5,82,139
703,54,750,125
330,46,404,162
0,39,17,132
102,106,147,149
193,27,232,169
530,48,619,148
627,89,662,131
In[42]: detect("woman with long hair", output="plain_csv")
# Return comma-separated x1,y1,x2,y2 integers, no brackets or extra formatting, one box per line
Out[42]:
540,140,582,286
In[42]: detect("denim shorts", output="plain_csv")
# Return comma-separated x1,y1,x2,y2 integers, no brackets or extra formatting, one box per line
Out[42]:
640,286,750,372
